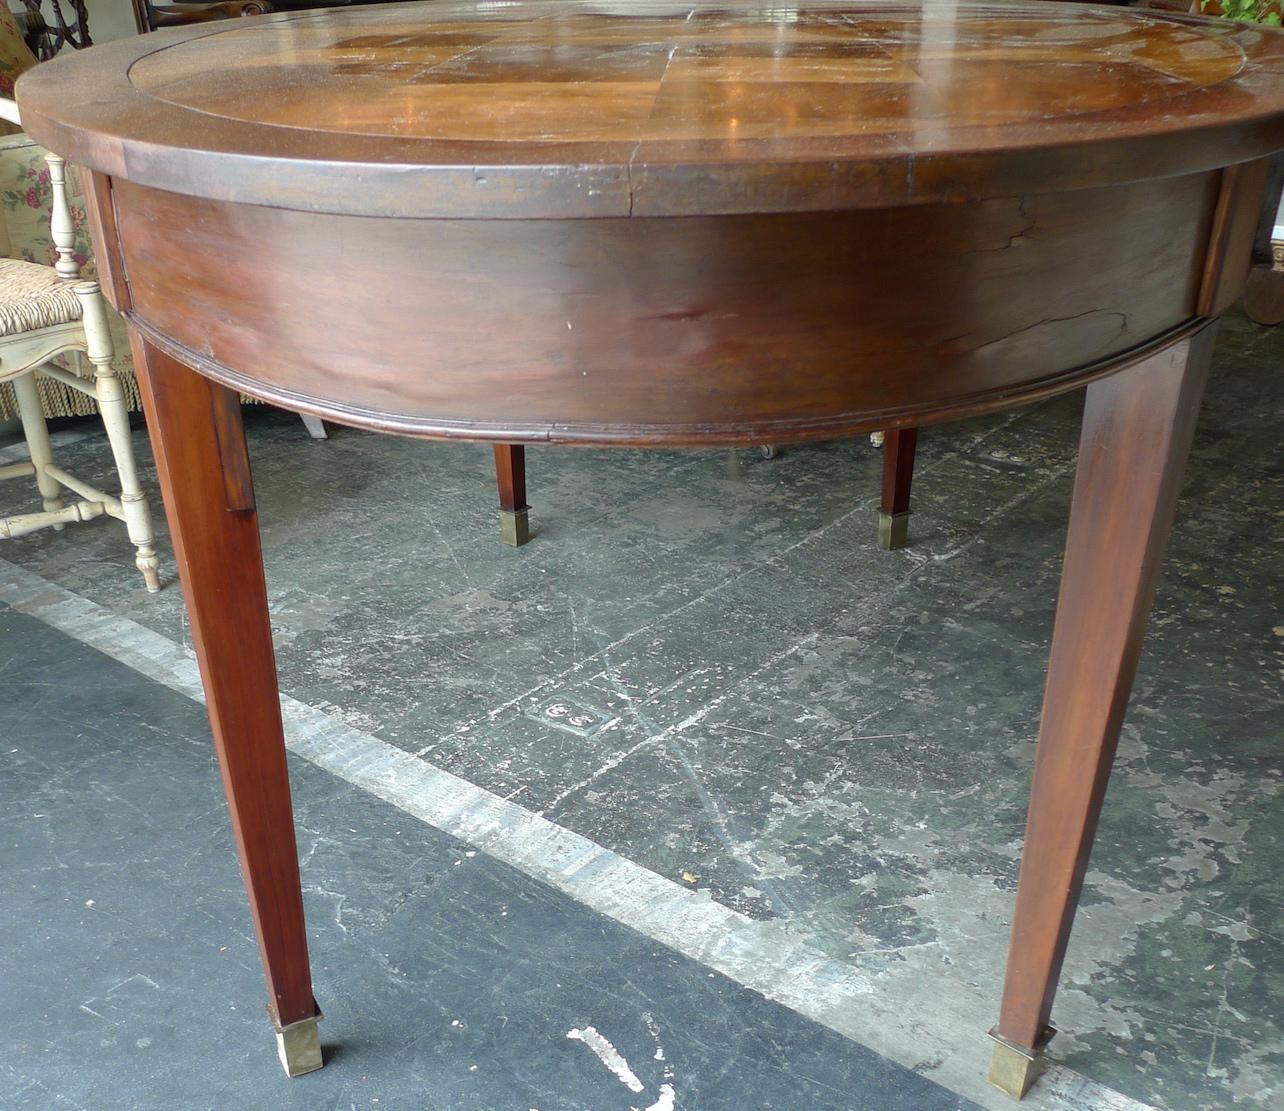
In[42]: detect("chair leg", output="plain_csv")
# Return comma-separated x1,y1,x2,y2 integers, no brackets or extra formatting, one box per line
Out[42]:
493,443,530,546
298,412,328,440
75,281,161,591
12,371,66,524
878,427,918,550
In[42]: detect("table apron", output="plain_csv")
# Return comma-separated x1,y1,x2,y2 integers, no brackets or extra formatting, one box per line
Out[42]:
104,169,1234,444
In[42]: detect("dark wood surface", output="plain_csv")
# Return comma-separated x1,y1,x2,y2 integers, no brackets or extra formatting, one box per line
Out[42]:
1243,152,1284,325
995,321,1216,1053
132,1,415,35
493,443,527,513
20,0,92,58
880,428,918,519
141,2,274,30
126,332,319,1034
18,1,1284,218
108,170,1220,443
1197,158,1273,316
29,0,1284,1095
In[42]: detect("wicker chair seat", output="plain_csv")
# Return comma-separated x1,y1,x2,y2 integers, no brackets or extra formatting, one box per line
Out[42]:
0,256,81,336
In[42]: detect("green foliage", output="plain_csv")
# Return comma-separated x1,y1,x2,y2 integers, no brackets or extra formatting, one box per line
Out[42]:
1202,0,1283,25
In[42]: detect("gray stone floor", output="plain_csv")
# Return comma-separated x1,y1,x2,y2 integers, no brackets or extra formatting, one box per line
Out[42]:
0,311,1280,1109
2,606,972,1111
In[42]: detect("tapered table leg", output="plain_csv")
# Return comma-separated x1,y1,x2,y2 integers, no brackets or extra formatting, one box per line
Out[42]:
989,324,1217,1098
878,426,918,549
129,335,323,1077
494,443,530,546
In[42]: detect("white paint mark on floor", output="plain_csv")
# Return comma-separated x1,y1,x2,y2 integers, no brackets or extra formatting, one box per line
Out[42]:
641,1083,677,1111
0,556,1158,1111
1038,1065,1160,1111
640,1012,677,1111
567,1025,645,1093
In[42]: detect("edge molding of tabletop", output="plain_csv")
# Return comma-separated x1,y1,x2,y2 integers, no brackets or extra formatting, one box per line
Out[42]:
15,3,1284,220
125,312,1222,446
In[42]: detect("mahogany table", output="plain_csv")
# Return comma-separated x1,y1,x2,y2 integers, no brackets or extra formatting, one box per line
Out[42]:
19,0,1284,1098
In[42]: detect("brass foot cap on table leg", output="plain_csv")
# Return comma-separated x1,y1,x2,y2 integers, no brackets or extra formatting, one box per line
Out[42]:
273,1011,324,1078
498,506,531,547
878,510,910,550
986,1026,1055,1100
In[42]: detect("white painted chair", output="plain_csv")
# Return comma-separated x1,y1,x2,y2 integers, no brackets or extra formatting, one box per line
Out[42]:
0,97,159,590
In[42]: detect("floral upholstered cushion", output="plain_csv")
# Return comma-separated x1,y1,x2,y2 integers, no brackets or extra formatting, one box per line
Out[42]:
0,131,94,273
0,131,140,420
0,128,264,421
0,8,37,136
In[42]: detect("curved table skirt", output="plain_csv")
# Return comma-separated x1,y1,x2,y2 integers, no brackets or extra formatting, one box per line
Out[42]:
111,170,1223,444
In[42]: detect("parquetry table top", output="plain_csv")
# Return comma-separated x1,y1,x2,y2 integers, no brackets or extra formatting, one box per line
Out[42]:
18,1,1284,217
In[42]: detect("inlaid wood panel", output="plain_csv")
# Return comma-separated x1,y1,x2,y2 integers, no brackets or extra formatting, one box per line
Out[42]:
127,8,1251,143
18,2,1284,217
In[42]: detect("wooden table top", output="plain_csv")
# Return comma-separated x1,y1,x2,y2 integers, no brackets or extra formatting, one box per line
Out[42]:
19,1,1284,218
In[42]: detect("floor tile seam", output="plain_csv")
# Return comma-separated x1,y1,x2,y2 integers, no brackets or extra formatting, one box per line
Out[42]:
414,485,984,759
8,406,1050,760
0,555,1160,1111
581,638,807,918
415,403,1064,749
408,491,884,753
532,545,957,806
916,458,1077,567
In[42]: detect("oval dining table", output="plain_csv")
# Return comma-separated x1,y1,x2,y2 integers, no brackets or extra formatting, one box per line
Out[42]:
18,0,1284,1099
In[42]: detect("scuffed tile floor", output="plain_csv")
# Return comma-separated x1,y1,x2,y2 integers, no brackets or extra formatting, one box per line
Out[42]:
0,606,972,1111
1,311,1280,1108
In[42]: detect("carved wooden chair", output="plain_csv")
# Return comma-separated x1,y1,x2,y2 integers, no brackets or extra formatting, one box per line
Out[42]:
129,1,274,32
0,98,159,590
17,1,91,60
129,1,419,34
